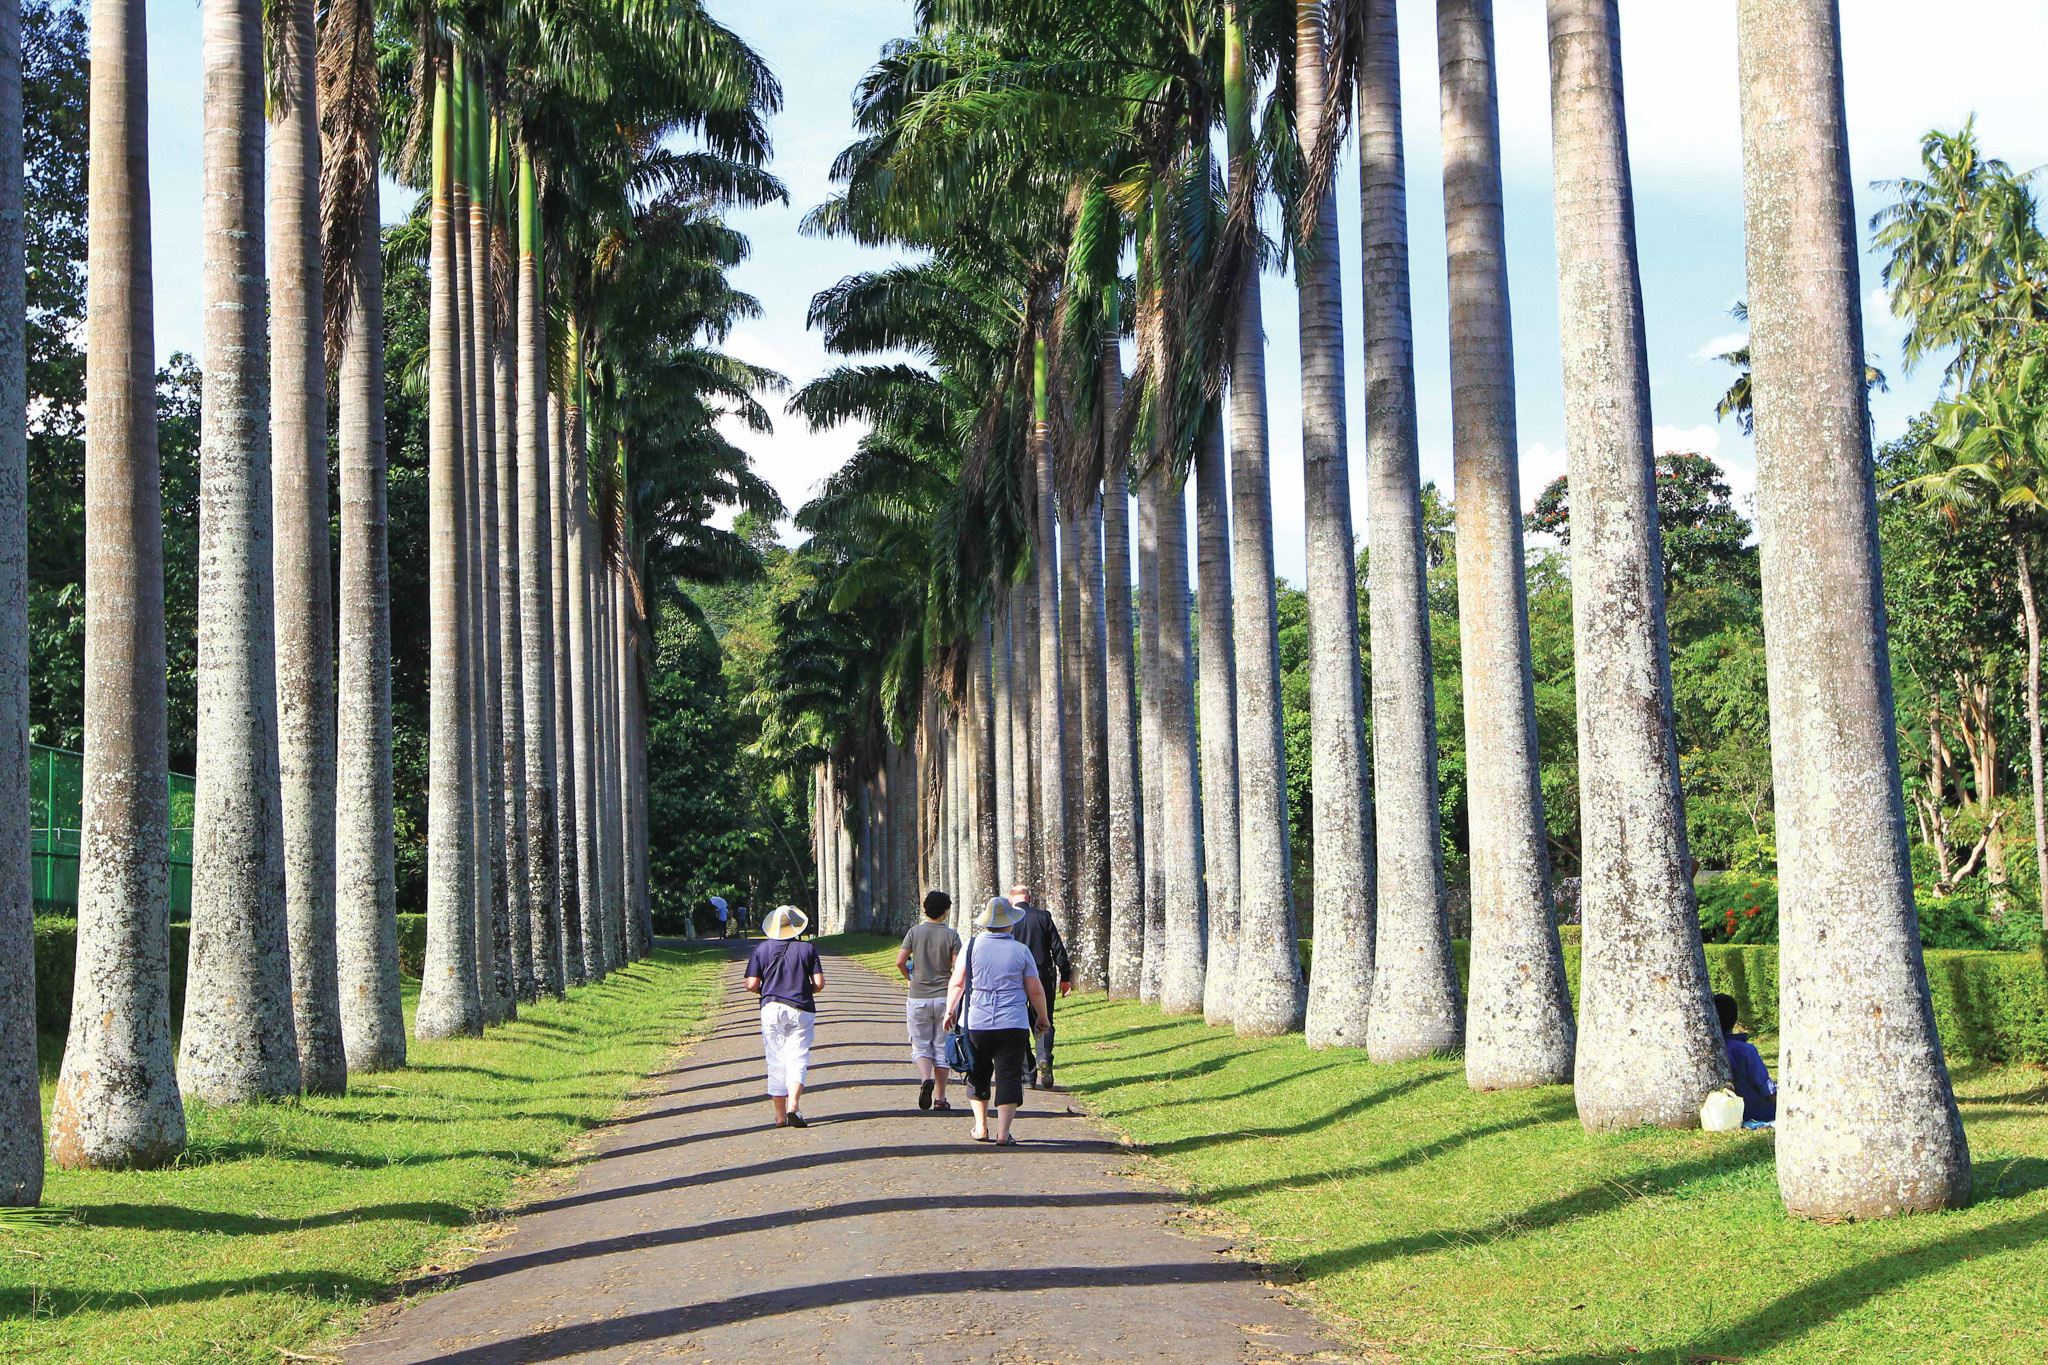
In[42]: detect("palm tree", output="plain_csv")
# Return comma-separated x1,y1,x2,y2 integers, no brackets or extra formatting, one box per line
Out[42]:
51,0,188,1163
566,319,607,979
417,55,483,1039
1735,0,1969,1218
549,385,584,985
1911,359,2048,928
182,0,302,1103
1354,0,1459,1063
1219,1,1299,1038
1193,414,1239,1026
1547,0,1725,1129
1031,334,1070,936
490,122,532,1001
269,0,344,1096
1295,0,1374,1050
1155,425,1208,1018
1104,333,1144,1000
1440,0,1573,1090
0,0,37,1200
516,143,563,997
321,0,403,1067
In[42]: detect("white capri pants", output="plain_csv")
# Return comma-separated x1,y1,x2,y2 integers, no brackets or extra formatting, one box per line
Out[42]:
906,997,949,1065
760,1002,816,1097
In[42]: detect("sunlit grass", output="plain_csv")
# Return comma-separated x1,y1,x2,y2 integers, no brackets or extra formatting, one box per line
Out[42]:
0,945,727,1364
835,932,2048,1363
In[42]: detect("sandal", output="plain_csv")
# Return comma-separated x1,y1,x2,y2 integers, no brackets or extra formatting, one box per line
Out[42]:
932,1099,953,1111
995,1136,1018,1146
971,1130,992,1142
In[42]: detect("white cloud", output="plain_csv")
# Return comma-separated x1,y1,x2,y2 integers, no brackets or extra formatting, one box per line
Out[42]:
1691,332,1748,363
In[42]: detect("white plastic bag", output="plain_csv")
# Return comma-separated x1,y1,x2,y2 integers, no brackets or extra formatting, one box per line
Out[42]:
1700,1087,1746,1132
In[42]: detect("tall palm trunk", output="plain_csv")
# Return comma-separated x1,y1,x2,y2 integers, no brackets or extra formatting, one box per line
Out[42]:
1298,0,1375,1050
416,61,480,1039
1103,351,1144,999
1549,0,1726,1129
1059,496,1087,918
1137,447,1165,1001
332,76,404,1067
1157,452,1208,1017
1440,0,1574,1089
601,561,627,959
0,0,37,1198
516,148,560,996
2014,535,2048,932
993,597,1016,890
1194,414,1241,1027
1011,573,1038,890
975,615,1000,899
549,390,583,984
182,0,302,1102
53,0,189,1161
1735,0,1969,1218
566,340,606,980
1032,337,1070,933
1224,6,1302,1037
270,0,343,1095
492,185,530,1000
467,74,510,1023
1361,0,1459,1062
1072,388,1113,992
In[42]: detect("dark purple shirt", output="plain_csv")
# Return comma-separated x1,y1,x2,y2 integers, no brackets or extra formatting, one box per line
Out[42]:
1723,1032,1777,1122
747,939,823,1013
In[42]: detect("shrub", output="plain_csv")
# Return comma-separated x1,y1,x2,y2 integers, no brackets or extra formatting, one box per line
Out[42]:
1697,873,1779,944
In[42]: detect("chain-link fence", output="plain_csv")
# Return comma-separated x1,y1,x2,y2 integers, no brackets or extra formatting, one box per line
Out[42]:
30,744,195,918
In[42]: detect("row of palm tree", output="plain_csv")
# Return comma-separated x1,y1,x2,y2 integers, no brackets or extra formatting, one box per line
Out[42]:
0,0,781,1191
771,0,1971,1223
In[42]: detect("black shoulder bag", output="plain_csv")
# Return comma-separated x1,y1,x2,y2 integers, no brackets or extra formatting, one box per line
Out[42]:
947,934,979,1075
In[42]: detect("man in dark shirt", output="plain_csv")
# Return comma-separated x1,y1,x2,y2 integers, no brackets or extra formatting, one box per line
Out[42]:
745,907,826,1128
1714,993,1776,1123
1008,884,1072,1089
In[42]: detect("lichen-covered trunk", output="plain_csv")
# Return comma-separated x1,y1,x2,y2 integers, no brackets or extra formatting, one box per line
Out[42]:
566,373,606,980
620,560,649,957
495,306,531,997
1193,417,1241,1028
1072,460,1113,992
974,617,1001,902
1549,0,1726,1129
2015,540,2048,932
1361,0,1460,1064
415,63,479,1040
549,391,583,985
1137,457,1165,1002
1298,0,1375,1051
1032,356,1071,935
1059,499,1088,932
0,0,39,1198
451,68,490,1027
1440,0,1574,1089
1735,0,1970,1219
335,152,404,1069
51,0,188,1164
267,0,342,1094
516,152,560,997
993,597,1017,890
182,0,302,1102
1157,462,1208,1018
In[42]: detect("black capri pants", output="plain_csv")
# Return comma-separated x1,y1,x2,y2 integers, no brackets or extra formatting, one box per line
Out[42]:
967,1028,1031,1107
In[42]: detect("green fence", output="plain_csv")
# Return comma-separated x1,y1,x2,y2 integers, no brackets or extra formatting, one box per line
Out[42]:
30,743,195,918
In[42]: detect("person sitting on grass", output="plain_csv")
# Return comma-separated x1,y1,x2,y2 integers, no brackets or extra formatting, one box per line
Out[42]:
897,890,962,1112
746,906,825,1129
1715,992,1776,1124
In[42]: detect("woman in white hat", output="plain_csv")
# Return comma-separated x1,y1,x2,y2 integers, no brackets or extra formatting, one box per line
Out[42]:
744,906,825,1128
942,897,1049,1144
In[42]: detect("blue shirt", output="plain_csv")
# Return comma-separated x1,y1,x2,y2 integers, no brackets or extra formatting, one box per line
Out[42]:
747,939,822,1013
958,931,1038,1031
1723,1032,1777,1122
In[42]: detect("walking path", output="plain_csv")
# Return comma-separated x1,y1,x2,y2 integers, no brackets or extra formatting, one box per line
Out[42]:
343,946,1346,1364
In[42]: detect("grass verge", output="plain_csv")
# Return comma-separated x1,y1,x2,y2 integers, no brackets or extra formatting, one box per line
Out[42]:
0,943,727,1364
832,932,2048,1364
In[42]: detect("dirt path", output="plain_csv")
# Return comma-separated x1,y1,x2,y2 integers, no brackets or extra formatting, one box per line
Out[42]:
342,947,1346,1364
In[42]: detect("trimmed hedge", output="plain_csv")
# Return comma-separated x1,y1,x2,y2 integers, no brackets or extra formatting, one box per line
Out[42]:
1303,932,2048,1066
32,914,429,1038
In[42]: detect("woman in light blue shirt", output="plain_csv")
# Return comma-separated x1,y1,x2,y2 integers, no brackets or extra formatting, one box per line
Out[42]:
943,898,1049,1144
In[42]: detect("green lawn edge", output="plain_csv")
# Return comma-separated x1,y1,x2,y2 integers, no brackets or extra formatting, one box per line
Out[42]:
0,943,730,1365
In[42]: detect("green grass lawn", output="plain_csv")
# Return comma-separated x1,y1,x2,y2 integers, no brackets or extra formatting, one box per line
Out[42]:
0,944,728,1364
833,932,2048,1364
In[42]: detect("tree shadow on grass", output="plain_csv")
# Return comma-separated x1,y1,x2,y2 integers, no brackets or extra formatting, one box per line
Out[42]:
1064,1047,1276,1097
1126,1058,1370,1113
1298,1141,1777,1279
0,1269,398,1324
1526,1207,2048,1364
1140,1074,1441,1156
1200,1099,1576,1201
73,1199,475,1235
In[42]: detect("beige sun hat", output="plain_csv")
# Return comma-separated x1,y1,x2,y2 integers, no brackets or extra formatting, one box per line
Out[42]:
764,905,809,940
973,896,1023,931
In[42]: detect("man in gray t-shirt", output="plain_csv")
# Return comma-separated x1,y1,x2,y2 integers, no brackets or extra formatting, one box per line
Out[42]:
896,891,962,1110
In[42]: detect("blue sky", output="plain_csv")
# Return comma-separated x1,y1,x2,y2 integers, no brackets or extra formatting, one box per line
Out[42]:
136,0,2048,586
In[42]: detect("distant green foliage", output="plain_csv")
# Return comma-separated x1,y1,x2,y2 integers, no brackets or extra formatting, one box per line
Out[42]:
1697,873,1780,945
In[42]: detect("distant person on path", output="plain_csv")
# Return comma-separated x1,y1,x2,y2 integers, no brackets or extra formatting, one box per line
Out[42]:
734,905,752,937
1715,993,1777,1123
897,891,962,1112
710,896,730,938
745,906,825,1129
1008,884,1072,1089
944,897,1049,1145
